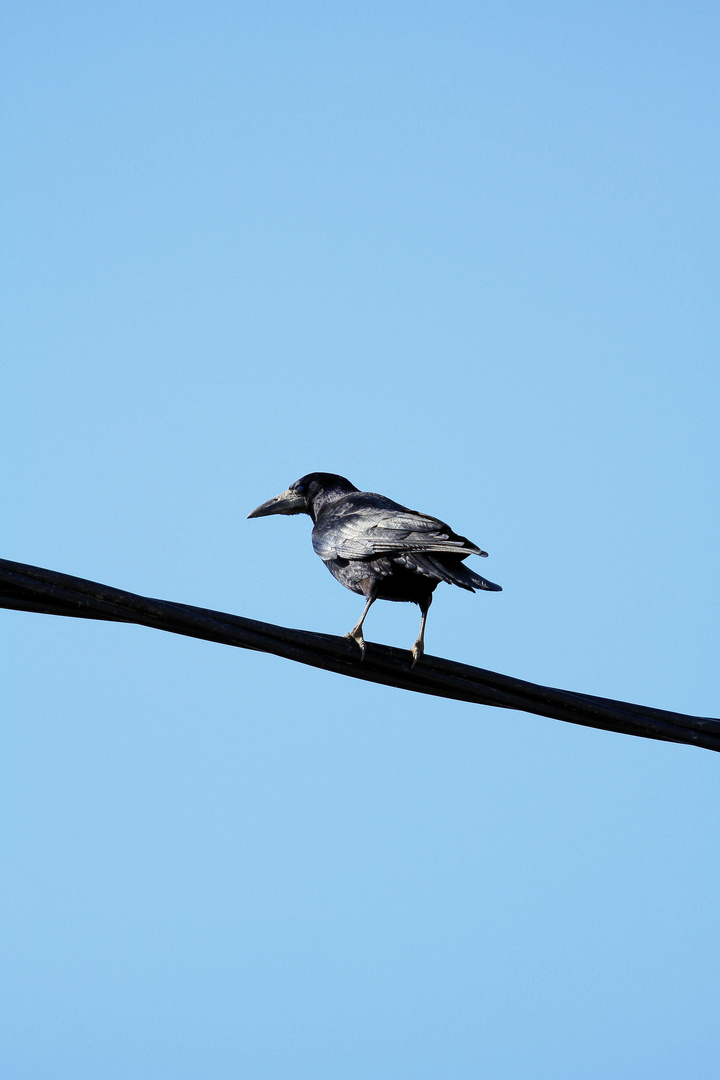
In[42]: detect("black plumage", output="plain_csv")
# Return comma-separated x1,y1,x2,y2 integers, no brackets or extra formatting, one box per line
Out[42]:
248,472,501,663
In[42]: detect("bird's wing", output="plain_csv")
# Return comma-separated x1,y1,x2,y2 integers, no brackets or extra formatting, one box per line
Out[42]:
312,503,487,561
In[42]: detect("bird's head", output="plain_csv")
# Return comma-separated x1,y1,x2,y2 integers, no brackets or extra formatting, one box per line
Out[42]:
248,473,358,523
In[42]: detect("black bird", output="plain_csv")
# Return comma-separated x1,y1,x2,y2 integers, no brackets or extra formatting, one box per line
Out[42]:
248,472,501,664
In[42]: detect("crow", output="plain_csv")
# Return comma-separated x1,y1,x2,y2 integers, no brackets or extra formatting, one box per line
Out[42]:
248,472,501,664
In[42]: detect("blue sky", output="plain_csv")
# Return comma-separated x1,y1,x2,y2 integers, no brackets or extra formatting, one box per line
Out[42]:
2,3,719,1077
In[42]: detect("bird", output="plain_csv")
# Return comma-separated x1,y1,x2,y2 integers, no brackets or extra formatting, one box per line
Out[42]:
248,472,501,664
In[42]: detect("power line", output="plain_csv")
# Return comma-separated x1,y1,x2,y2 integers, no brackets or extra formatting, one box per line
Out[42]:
1,557,717,753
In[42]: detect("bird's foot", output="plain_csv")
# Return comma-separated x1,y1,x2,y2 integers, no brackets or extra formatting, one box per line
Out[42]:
344,629,366,660
410,640,424,668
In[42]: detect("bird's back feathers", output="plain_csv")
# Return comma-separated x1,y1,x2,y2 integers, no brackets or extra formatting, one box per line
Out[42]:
312,493,487,561
311,492,501,594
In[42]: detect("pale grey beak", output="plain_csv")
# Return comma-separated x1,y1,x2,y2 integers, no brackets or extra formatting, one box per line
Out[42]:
248,487,307,519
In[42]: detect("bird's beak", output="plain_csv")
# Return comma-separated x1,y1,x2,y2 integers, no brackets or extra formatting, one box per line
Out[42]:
247,488,307,519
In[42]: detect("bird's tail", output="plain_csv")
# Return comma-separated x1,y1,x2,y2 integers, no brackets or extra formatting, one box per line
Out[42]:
409,553,502,593
464,568,503,592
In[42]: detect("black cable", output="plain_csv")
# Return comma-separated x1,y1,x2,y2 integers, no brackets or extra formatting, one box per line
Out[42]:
1,557,717,752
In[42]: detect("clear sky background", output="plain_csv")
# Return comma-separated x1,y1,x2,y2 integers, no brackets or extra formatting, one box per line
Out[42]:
2,3,719,1077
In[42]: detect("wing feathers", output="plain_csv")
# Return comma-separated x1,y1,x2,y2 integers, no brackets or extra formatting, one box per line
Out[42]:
311,494,500,592
313,503,488,561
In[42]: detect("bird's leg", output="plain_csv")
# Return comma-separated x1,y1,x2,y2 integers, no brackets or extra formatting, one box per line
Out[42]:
344,592,376,659
410,596,432,667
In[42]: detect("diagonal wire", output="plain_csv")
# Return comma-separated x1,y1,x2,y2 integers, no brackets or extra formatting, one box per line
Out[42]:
1,557,718,753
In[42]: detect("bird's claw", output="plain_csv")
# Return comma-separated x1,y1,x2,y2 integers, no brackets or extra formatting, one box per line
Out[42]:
344,630,366,660
410,642,423,668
